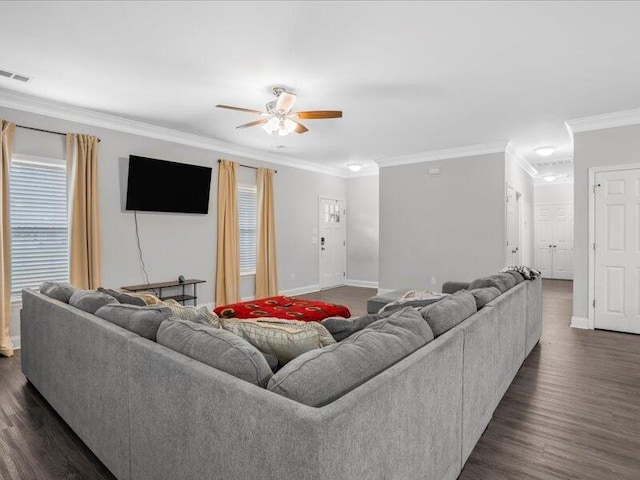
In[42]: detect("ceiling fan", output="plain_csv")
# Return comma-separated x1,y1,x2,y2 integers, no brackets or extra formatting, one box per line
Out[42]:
216,87,342,136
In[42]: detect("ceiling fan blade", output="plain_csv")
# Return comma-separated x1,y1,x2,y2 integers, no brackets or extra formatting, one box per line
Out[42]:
216,104,265,114
296,110,343,119
294,122,308,134
236,118,269,129
275,92,297,113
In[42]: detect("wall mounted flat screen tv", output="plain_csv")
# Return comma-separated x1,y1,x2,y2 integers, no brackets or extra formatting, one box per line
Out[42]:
125,155,212,214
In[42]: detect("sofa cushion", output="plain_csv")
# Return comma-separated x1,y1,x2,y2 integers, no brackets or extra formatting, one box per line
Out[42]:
419,290,477,337
157,319,273,387
469,287,502,309
221,317,336,365
98,287,147,306
504,270,525,284
321,313,385,342
442,281,471,294
267,307,434,407
152,303,220,328
95,304,172,341
468,273,515,293
40,282,76,303
69,289,119,314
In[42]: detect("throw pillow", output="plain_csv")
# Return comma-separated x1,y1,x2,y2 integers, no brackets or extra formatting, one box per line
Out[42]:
40,281,76,303
152,303,220,328
468,273,515,293
504,270,525,284
221,317,336,365
124,291,163,305
69,289,119,314
267,307,433,407
419,290,477,337
95,304,172,341
157,319,273,387
469,287,501,309
98,287,147,306
321,313,385,342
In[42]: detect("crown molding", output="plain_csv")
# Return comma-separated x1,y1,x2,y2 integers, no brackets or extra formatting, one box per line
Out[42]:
374,141,508,168
506,142,538,177
0,88,348,178
566,107,640,134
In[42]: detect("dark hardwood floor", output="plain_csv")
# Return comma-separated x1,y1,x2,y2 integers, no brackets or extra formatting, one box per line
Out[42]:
1,281,638,479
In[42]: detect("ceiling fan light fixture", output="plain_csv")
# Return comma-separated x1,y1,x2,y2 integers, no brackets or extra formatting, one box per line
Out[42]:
279,118,297,136
262,116,280,134
347,163,363,172
535,146,556,157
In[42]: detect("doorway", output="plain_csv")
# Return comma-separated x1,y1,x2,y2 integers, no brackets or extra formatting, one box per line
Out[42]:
506,185,522,266
319,197,346,289
534,203,574,279
593,167,640,334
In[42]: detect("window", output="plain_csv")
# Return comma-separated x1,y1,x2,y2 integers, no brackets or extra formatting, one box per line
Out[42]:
10,156,68,299
238,184,257,275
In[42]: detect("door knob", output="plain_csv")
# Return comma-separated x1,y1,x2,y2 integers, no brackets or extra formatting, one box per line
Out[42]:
321,247,326,251
548,245,552,248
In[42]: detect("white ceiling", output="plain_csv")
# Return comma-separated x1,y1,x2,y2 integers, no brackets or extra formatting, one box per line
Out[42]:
1,1,640,176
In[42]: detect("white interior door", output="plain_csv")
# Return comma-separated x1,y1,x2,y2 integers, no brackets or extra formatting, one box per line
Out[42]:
319,198,346,289
534,205,554,278
506,186,521,265
594,168,640,334
534,203,574,280
552,204,574,279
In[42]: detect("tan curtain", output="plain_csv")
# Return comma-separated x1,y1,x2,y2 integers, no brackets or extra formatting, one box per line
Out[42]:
0,120,15,357
215,160,240,305
66,134,101,289
256,168,278,298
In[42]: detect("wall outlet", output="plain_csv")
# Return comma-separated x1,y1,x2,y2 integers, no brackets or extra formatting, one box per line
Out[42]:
431,277,437,286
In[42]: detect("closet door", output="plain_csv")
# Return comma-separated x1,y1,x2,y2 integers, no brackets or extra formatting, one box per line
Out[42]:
534,203,574,280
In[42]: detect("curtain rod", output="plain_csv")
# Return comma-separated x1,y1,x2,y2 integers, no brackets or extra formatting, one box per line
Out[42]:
16,124,102,143
218,159,277,173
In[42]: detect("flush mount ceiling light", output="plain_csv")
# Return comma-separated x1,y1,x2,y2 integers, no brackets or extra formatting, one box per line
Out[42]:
216,87,342,137
535,146,556,157
544,175,556,182
347,163,363,172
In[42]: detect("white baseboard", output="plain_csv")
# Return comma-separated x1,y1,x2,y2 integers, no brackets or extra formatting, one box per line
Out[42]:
377,288,394,295
280,284,321,297
571,316,591,329
11,335,20,350
346,279,379,289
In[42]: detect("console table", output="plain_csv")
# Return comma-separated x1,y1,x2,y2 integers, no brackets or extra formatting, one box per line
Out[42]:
121,279,206,306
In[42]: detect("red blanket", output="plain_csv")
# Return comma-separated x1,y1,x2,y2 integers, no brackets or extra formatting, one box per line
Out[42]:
214,296,351,322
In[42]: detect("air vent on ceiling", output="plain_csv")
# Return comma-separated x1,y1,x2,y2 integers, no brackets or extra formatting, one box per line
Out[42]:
0,68,32,83
534,158,573,168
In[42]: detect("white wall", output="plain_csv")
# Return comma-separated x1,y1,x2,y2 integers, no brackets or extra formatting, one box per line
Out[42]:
1,106,346,346
346,175,379,286
379,152,506,292
505,154,535,267
573,123,640,320
535,182,573,204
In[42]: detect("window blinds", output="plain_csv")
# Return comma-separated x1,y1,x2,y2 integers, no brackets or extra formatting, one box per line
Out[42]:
238,185,257,274
10,158,68,298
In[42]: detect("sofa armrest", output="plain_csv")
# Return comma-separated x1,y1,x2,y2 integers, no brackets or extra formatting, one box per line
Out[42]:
442,281,471,294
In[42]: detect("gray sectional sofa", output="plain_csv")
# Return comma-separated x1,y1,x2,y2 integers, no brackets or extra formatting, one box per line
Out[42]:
21,274,541,480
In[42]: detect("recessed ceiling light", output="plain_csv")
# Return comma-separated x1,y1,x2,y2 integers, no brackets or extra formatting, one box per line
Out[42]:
544,175,556,182
535,146,556,157
347,163,363,172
